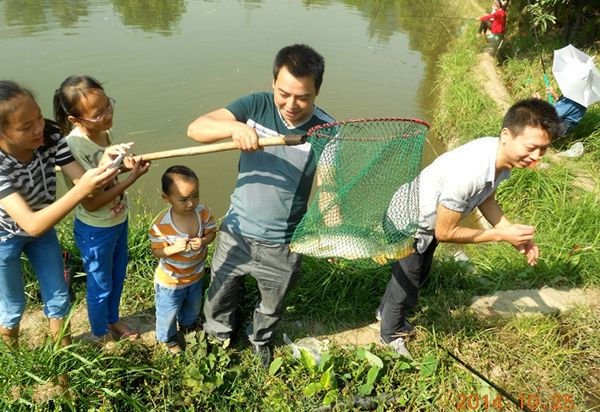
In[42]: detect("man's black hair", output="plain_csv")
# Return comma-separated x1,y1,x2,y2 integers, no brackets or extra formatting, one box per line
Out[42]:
273,44,325,93
502,98,562,141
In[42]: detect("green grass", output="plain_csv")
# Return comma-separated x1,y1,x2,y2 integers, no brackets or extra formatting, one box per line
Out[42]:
459,166,600,290
5,197,599,410
431,34,501,147
4,6,600,411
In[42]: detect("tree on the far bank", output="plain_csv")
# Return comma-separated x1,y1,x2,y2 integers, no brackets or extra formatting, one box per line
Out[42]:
509,0,599,48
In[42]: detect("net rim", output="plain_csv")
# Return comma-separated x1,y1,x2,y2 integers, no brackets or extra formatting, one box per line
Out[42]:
307,117,431,138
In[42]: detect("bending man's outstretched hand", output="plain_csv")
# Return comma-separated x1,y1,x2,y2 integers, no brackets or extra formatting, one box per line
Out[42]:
515,240,539,266
496,223,540,265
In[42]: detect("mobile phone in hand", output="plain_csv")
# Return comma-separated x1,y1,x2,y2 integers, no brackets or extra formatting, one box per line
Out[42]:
109,153,126,169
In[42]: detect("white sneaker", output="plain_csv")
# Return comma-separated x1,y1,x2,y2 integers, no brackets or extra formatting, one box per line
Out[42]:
387,337,413,360
557,142,584,158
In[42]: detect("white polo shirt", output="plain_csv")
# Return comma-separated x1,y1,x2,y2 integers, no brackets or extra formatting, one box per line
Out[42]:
415,137,511,253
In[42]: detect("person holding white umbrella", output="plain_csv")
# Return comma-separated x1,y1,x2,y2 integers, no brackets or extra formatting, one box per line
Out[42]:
544,89,586,137
548,44,600,137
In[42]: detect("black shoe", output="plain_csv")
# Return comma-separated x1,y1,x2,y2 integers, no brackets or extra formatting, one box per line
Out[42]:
180,322,202,335
253,344,272,368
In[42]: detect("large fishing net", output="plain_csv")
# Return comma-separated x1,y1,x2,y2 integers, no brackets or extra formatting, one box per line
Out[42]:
290,118,429,264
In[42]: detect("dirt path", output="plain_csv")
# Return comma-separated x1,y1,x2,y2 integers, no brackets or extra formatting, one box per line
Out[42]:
471,287,600,317
19,303,157,349
475,52,511,112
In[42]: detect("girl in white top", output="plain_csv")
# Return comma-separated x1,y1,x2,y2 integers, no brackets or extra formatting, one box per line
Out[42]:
54,75,150,342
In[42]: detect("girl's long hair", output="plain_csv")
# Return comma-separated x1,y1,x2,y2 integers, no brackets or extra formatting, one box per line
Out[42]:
53,75,104,135
0,80,60,147
0,80,35,132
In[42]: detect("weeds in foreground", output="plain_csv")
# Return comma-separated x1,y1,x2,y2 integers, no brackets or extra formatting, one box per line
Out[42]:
3,301,598,410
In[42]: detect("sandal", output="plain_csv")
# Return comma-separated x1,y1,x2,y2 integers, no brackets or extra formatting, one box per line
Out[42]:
108,322,140,341
91,333,114,344
161,340,182,355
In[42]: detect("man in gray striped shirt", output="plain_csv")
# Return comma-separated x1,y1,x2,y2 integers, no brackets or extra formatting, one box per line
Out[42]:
188,44,333,367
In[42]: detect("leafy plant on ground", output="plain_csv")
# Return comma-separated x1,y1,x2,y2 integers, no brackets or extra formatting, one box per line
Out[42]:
181,331,239,397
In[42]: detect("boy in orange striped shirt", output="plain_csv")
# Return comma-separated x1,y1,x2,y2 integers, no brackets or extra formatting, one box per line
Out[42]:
149,166,216,353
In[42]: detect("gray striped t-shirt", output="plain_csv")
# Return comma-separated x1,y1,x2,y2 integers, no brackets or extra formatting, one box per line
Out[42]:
223,92,334,243
0,124,74,236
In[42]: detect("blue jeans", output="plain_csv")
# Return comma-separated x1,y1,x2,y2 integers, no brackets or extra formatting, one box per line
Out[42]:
0,228,70,328
74,218,128,337
154,281,203,343
555,96,586,136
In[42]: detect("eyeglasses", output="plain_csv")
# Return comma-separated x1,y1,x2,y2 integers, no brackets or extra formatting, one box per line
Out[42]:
76,97,115,123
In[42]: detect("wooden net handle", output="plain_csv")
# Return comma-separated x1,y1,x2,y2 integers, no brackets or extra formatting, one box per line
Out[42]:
139,135,306,161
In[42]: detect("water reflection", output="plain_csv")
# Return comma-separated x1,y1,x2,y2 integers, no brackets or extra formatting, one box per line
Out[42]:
2,0,186,36
49,0,89,28
396,0,475,62
1,0,466,60
296,0,468,54
2,0,92,33
0,0,471,216
4,0,51,34
112,0,186,35
238,0,264,11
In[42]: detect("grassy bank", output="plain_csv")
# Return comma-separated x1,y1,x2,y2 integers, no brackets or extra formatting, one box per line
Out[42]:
3,9,600,412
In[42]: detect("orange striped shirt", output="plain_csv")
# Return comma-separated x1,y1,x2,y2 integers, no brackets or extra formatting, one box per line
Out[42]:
149,204,216,288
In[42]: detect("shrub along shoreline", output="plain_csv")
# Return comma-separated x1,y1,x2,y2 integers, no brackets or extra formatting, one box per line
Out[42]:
2,9,599,412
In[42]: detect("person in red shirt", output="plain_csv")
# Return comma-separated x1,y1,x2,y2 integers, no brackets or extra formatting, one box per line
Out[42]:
479,0,506,37
478,1,497,36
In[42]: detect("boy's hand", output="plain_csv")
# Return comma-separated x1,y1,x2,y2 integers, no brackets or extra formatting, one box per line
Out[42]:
188,237,202,251
169,238,189,255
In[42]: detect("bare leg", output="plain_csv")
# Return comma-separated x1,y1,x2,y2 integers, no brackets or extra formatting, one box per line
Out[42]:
49,318,71,347
49,318,71,387
0,325,19,348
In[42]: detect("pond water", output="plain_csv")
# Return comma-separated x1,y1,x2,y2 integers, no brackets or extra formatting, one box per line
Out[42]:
0,0,471,217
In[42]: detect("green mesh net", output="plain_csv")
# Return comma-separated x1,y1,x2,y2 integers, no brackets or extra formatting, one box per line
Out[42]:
290,118,429,264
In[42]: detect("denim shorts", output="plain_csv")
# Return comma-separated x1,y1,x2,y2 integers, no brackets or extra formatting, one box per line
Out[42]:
0,228,70,328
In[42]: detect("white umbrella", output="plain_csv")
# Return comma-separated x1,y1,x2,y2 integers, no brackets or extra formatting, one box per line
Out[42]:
552,44,600,107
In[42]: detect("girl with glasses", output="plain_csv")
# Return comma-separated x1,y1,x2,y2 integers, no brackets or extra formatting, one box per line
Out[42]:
54,75,150,344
